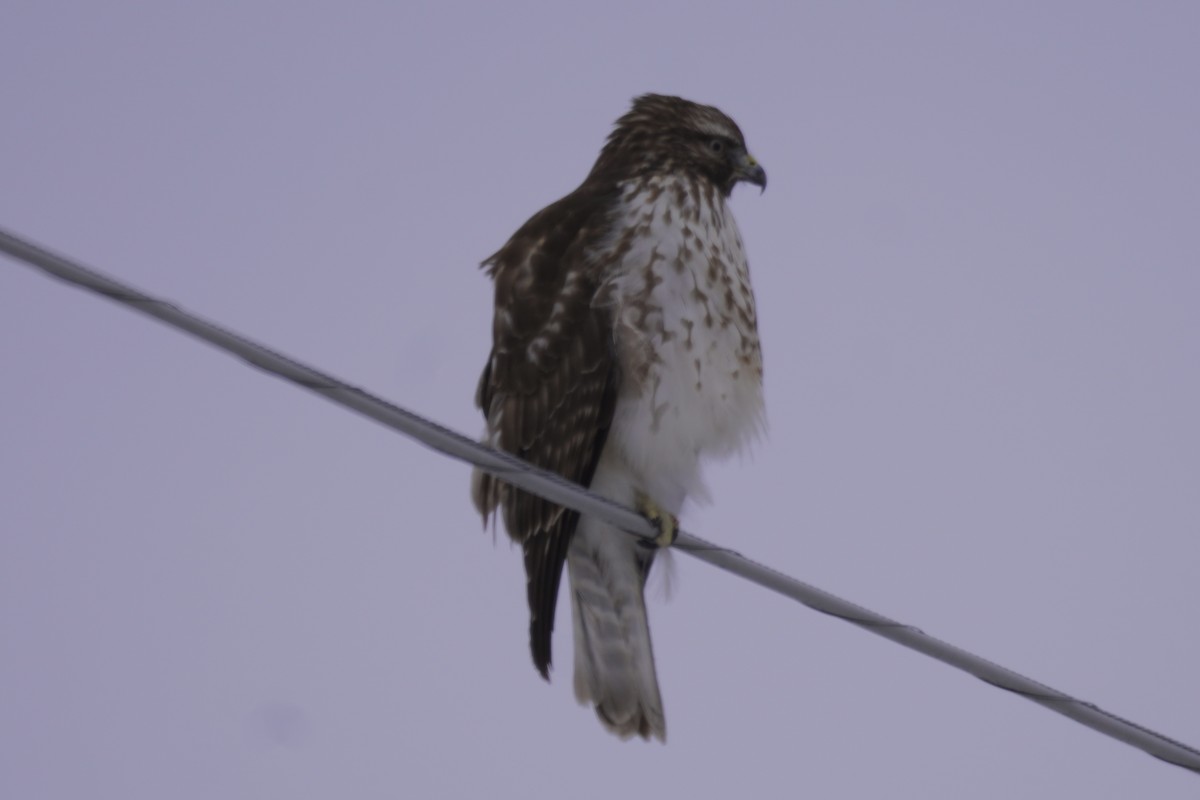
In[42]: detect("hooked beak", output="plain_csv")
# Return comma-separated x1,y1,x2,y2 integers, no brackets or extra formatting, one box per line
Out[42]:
736,150,767,192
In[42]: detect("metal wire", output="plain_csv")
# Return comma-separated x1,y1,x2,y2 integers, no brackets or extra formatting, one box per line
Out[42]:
2,225,1198,776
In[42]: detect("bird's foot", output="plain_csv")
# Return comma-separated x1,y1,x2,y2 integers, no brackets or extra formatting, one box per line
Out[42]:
635,492,678,548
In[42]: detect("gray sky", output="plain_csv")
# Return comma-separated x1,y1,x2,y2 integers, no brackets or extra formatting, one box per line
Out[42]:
2,2,1198,797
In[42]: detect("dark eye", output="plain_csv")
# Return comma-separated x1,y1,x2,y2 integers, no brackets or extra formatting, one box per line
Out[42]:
709,138,725,154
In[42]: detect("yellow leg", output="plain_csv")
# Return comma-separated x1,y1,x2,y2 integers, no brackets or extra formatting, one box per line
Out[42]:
635,491,679,548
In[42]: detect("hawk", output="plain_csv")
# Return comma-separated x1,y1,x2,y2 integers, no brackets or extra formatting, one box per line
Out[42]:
472,94,766,741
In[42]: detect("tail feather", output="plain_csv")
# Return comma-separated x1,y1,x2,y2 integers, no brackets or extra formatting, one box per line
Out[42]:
568,521,666,741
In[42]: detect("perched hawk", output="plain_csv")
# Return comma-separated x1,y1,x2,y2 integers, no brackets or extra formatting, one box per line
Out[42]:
472,94,766,741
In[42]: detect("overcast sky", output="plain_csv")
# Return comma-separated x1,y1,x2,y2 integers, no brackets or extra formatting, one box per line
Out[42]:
2,2,1198,798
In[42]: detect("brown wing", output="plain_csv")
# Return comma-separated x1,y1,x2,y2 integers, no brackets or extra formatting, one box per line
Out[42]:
474,186,620,678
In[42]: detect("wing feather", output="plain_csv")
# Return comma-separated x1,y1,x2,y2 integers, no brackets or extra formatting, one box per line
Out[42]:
474,188,620,677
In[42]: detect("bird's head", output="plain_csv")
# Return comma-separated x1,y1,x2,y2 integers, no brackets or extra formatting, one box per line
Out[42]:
592,93,766,196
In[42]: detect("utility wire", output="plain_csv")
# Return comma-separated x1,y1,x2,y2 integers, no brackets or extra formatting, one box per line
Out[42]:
2,226,1198,776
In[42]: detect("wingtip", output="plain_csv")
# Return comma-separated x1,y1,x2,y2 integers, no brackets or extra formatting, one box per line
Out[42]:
531,631,554,681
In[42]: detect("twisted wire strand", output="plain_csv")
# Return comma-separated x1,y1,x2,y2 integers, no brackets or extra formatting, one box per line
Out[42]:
2,226,1197,775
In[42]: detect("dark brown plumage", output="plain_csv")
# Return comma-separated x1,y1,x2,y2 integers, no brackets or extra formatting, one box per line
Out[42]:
472,182,620,677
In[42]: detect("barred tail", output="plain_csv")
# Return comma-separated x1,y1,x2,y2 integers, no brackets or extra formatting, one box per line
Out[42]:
567,520,666,741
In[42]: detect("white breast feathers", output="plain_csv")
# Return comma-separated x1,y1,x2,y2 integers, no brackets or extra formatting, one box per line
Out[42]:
596,176,765,510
